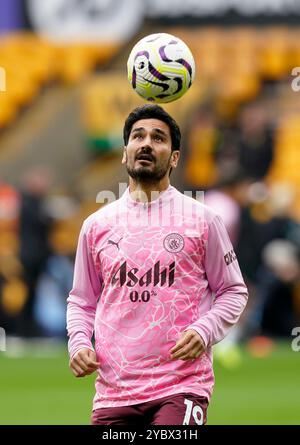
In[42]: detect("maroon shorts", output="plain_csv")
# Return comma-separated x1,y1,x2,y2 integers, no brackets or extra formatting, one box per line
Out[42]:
91,393,208,426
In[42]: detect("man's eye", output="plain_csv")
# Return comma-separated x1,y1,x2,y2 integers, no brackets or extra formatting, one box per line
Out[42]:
154,136,162,142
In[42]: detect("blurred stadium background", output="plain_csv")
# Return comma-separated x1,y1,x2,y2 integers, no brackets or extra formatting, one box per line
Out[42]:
0,0,300,425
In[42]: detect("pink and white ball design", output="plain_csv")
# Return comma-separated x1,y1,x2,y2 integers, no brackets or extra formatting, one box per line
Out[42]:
127,33,196,103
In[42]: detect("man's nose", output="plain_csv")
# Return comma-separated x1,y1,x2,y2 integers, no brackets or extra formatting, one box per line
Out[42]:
141,134,153,149
140,144,153,153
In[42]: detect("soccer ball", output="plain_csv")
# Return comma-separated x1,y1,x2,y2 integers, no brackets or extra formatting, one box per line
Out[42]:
127,33,195,103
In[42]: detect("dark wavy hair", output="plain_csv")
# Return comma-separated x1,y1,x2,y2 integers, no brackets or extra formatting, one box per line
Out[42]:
123,104,181,151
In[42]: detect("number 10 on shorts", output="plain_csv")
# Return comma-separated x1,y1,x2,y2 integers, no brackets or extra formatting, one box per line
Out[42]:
183,398,204,425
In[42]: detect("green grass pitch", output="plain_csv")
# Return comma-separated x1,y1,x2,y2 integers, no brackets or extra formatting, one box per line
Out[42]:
0,341,299,424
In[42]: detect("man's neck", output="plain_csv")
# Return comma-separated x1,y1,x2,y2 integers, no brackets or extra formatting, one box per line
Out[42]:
128,178,171,203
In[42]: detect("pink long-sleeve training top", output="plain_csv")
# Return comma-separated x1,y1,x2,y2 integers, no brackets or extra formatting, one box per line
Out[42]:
67,185,248,410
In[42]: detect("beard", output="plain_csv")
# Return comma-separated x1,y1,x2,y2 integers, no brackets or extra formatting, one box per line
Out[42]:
126,156,171,183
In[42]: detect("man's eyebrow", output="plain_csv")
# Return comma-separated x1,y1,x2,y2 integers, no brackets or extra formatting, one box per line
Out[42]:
152,128,167,136
131,127,145,133
131,127,167,136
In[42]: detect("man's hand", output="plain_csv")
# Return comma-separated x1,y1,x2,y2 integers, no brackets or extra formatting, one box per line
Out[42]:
69,348,100,378
170,330,206,361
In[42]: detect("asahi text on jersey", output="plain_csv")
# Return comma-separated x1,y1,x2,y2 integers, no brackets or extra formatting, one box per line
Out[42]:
111,261,176,288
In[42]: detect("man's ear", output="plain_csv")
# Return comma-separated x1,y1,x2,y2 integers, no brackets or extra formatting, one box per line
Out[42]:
122,147,127,164
171,150,180,169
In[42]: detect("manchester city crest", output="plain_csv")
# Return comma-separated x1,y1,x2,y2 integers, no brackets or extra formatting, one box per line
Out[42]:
163,233,184,253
